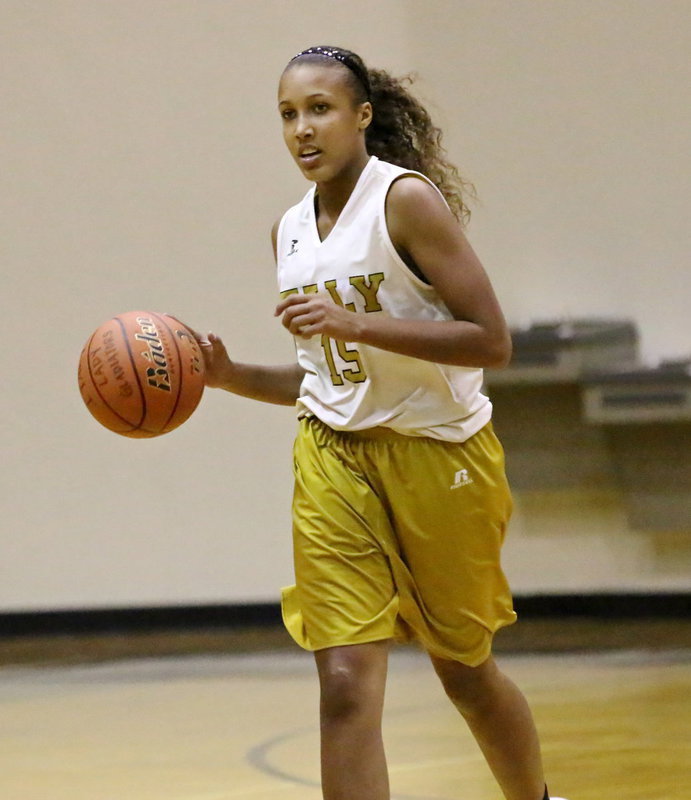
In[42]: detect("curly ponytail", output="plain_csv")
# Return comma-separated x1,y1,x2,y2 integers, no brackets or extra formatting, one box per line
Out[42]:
365,69,475,224
287,46,475,224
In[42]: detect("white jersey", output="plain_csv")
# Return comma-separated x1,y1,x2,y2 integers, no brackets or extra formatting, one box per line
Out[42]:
276,156,492,442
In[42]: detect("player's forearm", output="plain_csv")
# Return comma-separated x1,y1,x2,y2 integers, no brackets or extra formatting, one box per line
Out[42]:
218,362,305,405
353,314,512,369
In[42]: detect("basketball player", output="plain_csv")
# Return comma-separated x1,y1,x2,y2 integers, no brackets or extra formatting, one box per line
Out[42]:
197,46,568,800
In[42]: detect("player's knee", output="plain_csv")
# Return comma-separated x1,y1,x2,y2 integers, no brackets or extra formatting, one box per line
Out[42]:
316,642,389,723
319,661,369,720
432,655,499,716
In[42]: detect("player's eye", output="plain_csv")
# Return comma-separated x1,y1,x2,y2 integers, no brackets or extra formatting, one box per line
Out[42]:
280,108,296,120
313,103,329,113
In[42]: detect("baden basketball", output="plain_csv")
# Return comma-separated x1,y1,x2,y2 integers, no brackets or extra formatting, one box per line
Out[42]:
78,311,205,438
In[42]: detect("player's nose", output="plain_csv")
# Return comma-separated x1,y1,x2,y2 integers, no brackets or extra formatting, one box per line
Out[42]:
295,113,314,139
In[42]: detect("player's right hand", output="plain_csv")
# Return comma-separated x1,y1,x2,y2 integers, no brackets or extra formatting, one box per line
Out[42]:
198,331,236,390
184,325,234,390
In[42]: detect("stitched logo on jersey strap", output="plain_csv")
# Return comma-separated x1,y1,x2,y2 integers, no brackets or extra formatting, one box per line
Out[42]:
287,239,299,256
450,469,473,490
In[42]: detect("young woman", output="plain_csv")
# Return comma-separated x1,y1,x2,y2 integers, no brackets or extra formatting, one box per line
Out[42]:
198,45,567,800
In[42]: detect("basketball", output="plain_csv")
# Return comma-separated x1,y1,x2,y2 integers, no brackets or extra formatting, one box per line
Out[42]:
78,311,205,438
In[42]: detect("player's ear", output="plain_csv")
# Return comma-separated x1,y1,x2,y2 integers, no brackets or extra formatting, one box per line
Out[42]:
358,101,373,131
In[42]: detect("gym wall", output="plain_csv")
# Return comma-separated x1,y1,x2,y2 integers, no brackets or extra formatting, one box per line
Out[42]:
2,0,689,612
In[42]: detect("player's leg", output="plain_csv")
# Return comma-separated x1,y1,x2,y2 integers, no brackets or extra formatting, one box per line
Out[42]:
315,640,391,800
285,420,401,799
373,424,549,799
430,653,546,800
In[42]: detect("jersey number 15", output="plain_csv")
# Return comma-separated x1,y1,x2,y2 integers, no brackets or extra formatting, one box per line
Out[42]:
321,335,367,385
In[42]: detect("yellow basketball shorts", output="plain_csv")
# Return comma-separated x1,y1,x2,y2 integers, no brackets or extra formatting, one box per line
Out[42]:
281,417,517,666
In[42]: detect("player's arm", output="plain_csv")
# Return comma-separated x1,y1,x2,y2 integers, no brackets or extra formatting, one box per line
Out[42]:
195,332,304,405
377,176,511,367
275,177,511,369
190,220,305,406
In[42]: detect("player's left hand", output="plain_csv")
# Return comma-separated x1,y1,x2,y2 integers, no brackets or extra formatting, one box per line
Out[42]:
275,294,361,341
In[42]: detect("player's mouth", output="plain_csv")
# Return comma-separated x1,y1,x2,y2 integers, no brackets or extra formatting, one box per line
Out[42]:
298,147,322,166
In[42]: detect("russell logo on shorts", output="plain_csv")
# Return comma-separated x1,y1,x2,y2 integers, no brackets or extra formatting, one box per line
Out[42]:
450,469,473,490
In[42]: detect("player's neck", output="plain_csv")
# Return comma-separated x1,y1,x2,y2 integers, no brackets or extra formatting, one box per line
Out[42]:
315,152,370,223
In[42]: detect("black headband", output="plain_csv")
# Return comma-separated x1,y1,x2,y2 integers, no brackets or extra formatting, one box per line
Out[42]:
290,46,371,100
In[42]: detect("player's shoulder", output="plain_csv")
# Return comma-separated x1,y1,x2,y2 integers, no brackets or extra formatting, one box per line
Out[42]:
387,173,447,216
385,173,452,240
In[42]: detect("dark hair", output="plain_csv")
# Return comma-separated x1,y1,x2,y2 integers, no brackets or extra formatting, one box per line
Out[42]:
287,46,475,224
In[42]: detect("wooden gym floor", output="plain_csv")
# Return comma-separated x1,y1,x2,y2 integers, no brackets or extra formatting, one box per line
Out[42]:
1,620,690,800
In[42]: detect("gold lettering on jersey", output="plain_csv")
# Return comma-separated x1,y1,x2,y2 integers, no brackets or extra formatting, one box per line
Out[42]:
349,273,385,312
280,273,385,314
278,273,385,385
334,339,367,383
324,280,356,312
320,336,367,386
321,335,344,386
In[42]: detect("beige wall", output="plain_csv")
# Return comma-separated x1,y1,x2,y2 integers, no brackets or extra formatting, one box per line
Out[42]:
1,1,689,611
403,0,691,598
406,0,691,361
